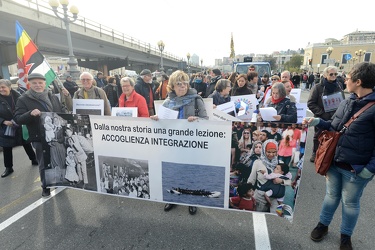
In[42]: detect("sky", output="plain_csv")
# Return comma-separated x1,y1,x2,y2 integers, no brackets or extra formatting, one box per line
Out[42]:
70,0,374,66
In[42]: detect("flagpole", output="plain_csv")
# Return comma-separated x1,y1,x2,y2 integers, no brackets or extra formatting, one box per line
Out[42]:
49,0,80,80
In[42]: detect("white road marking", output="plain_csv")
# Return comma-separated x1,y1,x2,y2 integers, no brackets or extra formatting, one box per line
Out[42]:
0,187,65,232
253,213,271,250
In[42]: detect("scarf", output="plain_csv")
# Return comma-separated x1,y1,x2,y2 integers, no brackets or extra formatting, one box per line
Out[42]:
271,96,285,104
28,89,53,111
162,89,199,110
323,78,338,94
260,139,279,172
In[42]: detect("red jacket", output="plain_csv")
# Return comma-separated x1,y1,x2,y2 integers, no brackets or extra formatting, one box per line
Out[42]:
118,90,149,117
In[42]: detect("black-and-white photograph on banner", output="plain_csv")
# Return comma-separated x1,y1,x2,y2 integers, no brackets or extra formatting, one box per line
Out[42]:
162,161,225,208
40,112,96,191
229,121,307,221
111,107,138,117
97,155,149,198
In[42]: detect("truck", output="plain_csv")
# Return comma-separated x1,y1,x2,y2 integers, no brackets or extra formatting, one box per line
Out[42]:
233,61,271,78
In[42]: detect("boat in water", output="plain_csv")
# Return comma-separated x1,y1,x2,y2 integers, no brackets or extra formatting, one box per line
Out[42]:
167,187,221,198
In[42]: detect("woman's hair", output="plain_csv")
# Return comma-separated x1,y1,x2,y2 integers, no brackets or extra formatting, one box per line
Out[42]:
349,62,375,89
247,71,258,81
0,79,12,88
235,74,248,87
271,75,280,81
251,140,263,155
167,70,190,92
120,77,135,87
271,83,287,98
108,76,116,84
215,79,231,92
228,72,238,84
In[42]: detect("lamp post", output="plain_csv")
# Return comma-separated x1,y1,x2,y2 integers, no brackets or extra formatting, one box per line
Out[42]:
157,40,165,72
355,49,366,62
49,0,79,79
326,47,333,66
200,59,203,72
186,53,191,75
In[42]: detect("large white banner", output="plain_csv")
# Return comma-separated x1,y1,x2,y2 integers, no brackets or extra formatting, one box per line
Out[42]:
41,113,307,221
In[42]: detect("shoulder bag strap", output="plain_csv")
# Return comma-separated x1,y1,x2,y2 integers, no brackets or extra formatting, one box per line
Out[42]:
342,101,375,132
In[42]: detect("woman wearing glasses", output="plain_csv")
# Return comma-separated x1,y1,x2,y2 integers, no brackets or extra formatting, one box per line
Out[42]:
151,70,208,215
307,66,344,162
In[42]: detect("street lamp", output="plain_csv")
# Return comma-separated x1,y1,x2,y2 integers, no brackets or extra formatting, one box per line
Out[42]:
49,0,79,79
326,47,333,66
157,40,165,72
186,53,191,74
355,49,366,62
200,59,203,72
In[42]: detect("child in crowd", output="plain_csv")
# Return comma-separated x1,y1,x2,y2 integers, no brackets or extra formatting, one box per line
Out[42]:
229,183,256,211
229,163,243,197
259,163,292,206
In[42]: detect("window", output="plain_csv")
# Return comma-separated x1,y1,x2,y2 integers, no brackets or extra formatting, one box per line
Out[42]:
364,53,371,62
321,54,328,64
341,53,351,64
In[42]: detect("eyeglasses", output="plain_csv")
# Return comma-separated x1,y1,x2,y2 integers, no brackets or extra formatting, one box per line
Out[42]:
329,73,338,77
175,81,189,87
271,78,278,81
243,132,250,134
81,78,92,82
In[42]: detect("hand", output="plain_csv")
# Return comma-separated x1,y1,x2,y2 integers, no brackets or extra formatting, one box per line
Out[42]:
61,88,70,96
3,120,13,126
303,117,320,127
273,177,283,184
150,115,159,121
30,109,41,117
273,115,281,121
187,116,199,122
358,168,374,179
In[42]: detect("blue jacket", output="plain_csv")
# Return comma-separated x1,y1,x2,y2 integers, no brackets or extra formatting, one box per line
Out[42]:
318,90,375,174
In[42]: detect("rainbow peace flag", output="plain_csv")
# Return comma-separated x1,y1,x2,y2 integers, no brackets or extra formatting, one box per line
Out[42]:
15,21,56,89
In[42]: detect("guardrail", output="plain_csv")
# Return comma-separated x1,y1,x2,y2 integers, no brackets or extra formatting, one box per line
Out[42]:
8,0,187,63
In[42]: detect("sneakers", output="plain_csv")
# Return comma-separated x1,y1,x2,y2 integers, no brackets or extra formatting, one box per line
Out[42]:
310,222,328,241
164,203,175,212
340,234,352,250
42,188,51,197
310,153,316,163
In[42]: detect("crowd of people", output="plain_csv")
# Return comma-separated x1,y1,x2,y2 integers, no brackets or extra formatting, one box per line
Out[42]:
1,61,375,250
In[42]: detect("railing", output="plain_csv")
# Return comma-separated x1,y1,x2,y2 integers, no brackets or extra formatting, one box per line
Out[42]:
8,0,185,62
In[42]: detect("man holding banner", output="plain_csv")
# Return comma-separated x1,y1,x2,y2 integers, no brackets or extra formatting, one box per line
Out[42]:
14,73,69,197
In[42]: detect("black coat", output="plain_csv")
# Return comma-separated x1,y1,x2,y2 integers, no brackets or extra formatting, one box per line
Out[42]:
14,91,67,142
134,77,156,108
267,98,297,123
0,90,22,147
307,80,344,121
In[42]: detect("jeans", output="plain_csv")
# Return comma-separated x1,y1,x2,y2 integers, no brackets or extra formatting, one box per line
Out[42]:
319,165,373,236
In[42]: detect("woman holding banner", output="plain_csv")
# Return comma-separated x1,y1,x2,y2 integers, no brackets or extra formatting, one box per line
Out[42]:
151,70,208,215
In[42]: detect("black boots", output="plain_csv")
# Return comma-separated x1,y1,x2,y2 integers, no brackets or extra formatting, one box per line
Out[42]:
310,222,328,241
340,234,352,250
1,168,14,178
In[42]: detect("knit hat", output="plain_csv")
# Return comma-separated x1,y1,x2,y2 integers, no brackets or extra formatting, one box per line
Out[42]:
140,69,152,76
265,142,277,151
28,72,46,80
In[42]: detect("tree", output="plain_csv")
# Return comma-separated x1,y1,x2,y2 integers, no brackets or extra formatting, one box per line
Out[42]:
263,55,277,71
288,54,303,69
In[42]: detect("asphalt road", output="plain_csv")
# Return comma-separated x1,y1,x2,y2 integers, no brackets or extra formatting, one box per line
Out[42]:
1,90,375,250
